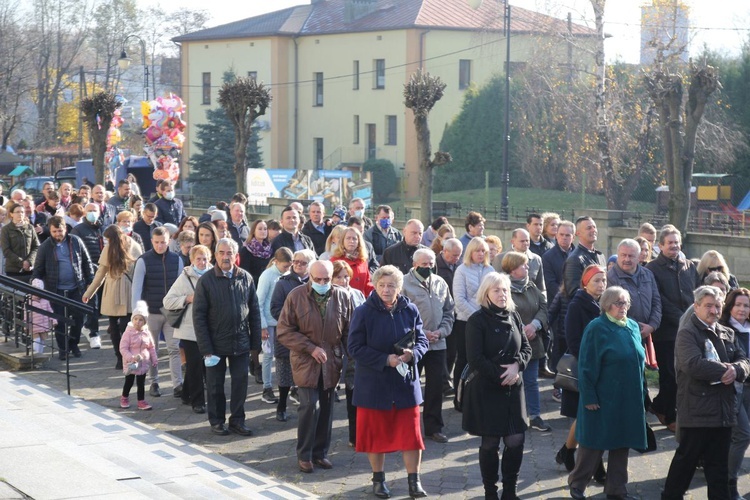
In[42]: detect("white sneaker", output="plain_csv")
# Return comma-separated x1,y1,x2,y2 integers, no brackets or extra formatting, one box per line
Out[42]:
89,336,102,349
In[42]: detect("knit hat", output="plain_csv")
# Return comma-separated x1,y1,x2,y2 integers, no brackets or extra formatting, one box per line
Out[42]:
332,205,347,220
31,278,45,290
210,210,227,222
132,300,149,320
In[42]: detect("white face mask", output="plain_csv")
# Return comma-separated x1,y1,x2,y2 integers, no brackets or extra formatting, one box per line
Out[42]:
164,191,175,201
86,212,98,223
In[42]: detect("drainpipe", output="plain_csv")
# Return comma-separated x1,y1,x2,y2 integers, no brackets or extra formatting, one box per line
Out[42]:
419,29,430,70
294,36,299,169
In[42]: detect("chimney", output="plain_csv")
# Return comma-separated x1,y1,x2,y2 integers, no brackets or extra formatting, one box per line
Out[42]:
344,0,378,22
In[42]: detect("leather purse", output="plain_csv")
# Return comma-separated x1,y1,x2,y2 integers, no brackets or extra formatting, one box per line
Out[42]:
393,330,415,354
553,353,578,392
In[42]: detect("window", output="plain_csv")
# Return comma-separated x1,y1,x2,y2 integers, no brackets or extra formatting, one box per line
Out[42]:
314,72,324,106
386,115,397,145
353,60,359,90
202,72,211,104
248,71,257,81
314,138,324,169
459,60,472,89
353,115,360,144
374,59,385,89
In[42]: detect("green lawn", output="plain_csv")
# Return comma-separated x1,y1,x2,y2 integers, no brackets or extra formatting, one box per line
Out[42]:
389,186,656,218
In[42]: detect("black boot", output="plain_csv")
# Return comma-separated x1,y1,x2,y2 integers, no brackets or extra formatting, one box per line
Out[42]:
372,471,391,499
555,444,576,472
593,459,606,484
254,366,263,384
500,440,524,500
407,473,427,498
729,478,746,500
479,448,500,499
500,478,518,500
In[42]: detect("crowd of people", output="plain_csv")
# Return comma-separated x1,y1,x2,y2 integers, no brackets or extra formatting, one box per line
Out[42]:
2,180,750,500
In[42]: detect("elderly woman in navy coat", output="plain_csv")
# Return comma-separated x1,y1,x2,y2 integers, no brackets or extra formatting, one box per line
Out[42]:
568,286,646,500
348,265,429,499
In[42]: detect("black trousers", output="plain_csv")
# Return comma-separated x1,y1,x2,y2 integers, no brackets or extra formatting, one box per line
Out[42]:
452,320,468,406
444,321,458,389
123,373,146,400
85,286,103,333
652,339,677,423
181,340,206,407
345,387,357,445
53,288,84,352
205,352,249,427
108,315,130,363
662,426,732,500
418,349,447,435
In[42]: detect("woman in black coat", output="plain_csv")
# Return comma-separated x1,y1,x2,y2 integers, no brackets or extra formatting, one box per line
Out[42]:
462,272,531,500
239,219,272,285
556,265,606,474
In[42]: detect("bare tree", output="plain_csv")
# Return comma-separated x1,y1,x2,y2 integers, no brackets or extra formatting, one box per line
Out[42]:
90,0,139,93
80,91,120,184
218,76,271,193
404,69,451,223
0,0,33,150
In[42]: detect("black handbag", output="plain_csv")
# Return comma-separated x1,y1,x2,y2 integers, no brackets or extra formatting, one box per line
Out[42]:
160,271,195,329
393,330,415,354
554,353,578,392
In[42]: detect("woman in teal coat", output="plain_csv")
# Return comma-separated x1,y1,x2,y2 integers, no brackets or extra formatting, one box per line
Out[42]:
568,286,647,500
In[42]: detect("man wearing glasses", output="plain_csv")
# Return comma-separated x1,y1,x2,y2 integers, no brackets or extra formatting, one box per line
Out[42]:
277,260,352,473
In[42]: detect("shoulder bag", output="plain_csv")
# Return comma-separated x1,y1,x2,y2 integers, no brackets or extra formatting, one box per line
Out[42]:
553,353,578,392
160,271,195,329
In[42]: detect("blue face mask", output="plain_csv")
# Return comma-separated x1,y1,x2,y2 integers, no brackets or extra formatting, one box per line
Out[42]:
311,282,331,295
379,218,391,230
204,355,220,367
192,265,208,276
85,212,98,223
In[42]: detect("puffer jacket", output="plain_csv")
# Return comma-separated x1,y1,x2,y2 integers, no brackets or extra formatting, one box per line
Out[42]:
119,324,158,376
270,271,308,358
192,265,261,356
83,236,142,316
163,266,205,342
675,314,750,428
277,283,352,389
0,222,39,273
453,263,494,321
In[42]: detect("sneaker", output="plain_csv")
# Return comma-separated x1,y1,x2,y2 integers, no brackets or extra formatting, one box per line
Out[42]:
120,396,130,409
552,388,562,403
137,400,152,410
529,416,552,432
149,383,161,397
289,387,300,405
261,388,279,404
89,334,101,349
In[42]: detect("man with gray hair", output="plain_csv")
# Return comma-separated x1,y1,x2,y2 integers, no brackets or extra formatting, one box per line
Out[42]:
193,237,261,437
662,285,749,500
402,248,455,443
382,219,426,275
436,237,462,396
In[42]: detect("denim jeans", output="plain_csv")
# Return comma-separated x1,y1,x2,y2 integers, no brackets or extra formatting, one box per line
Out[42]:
262,326,275,390
523,358,541,417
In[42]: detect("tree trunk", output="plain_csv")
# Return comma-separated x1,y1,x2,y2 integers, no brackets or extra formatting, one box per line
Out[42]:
416,115,433,224
89,125,109,184
234,127,249,194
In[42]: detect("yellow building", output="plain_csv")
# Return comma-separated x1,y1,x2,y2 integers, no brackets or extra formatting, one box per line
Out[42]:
174,0,596,199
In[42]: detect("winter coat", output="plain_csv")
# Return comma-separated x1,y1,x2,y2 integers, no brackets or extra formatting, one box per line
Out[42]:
529,237,554,258
29,296,55,334
675,315,750,428
277,283,352,389
238,245,271,285
492,251,545,295
453,263,494,321
462,307,532,437
401,270,455,351
163,266,203,342
563,244,606,299
270,230,314,254
154,197,186,226
542,243,570,298
382,241,426,276
270,271,308,358
435,252,457,293
364,225,403,262
257,264,286,329
301,219,331,256
70,221,104,269
607,263,662,331
119,324,158,376
83,236,142,316
0,223,39,274
192,265,262,356
565,289,601,358
331,255,373,297
510,278,548,359
348,292,429,410
132,220,162,252
647,253,700,342
130,250,183,314
32,235,95,294
576,315,647,450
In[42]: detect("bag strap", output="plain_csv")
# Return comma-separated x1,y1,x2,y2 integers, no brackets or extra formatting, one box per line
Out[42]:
184,269,196,291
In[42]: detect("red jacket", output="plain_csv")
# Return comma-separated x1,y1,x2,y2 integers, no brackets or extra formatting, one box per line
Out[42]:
332,255,373,297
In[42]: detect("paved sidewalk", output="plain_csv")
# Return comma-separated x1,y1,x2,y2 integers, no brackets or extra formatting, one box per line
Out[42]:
4,332,749,499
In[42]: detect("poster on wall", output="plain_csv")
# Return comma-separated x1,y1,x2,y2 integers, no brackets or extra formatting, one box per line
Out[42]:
247,168,372,209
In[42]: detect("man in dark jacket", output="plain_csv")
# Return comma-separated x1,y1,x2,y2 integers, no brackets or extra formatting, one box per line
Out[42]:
542,220,574,298
228,201,250,246
71,202,106,348
131,226,183,398
382,219,426,275
277,260,351,473
32,216,94,360
107,179,131,214
363,205,402,263
193,238,261,437
271,206,314,254
301,201,331,256
563,216,606,299
646,225,699,431
91,184,116,227
153,180,186,225
132,203,162,252
527,213,553,258
662,285,749,500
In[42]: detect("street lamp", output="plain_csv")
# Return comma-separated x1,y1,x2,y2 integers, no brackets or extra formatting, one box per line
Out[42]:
117,34,149,102
468,0,511,220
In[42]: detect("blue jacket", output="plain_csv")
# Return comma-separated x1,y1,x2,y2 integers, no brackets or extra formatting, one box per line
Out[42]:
348,292,429,410
154,197,186,226
542,243,570,297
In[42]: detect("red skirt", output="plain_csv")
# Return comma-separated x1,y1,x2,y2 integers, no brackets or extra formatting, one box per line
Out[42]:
355,406,425,453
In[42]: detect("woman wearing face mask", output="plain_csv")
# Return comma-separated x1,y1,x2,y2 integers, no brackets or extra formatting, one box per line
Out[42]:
117,210,144,251
331,227,374,297
0,201,40,283
83,224,143,369
162,245,213,414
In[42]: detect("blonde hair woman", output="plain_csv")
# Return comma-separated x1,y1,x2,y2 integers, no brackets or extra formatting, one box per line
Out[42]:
331,227,373,297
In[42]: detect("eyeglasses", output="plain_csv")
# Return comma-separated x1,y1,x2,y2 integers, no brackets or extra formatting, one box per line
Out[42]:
613,301,630,308
292,260,309,266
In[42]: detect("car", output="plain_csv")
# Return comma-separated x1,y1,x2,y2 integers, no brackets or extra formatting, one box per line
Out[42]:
10,176,56,196
55,166,77,184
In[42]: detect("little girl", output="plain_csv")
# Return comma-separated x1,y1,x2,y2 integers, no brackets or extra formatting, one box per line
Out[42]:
119,301,158,410
29,279,55,354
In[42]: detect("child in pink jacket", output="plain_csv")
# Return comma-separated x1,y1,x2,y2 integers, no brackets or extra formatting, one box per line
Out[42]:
119,301,158,410
29,279,56,354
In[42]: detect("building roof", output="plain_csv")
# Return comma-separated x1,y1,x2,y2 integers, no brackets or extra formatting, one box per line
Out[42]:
174,0,596,42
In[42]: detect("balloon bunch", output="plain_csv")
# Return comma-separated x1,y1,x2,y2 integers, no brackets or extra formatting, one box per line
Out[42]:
142,93,186,182
105,95,126,176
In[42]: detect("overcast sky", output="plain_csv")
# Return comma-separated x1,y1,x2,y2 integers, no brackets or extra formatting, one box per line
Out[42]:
164,0,749,63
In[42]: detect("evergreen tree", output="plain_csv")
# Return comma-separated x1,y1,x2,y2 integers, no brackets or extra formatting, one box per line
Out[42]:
189,70,264,200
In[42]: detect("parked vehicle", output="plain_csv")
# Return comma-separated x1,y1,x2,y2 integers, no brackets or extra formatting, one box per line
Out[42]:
10,176,56,196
